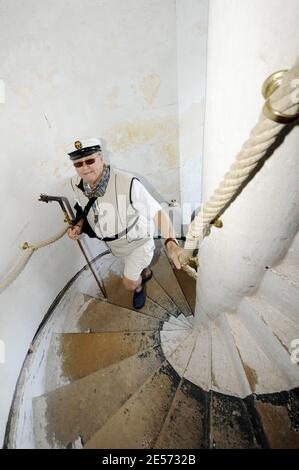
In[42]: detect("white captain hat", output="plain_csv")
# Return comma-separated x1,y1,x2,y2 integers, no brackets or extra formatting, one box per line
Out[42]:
66,137,102,161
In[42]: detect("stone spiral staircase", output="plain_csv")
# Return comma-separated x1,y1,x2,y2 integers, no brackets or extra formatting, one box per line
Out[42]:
7,234,299,449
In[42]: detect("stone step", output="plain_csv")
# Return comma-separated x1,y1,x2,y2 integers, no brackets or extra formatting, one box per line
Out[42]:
151,243,193,319
45,331,160,391
160,330,194,359
84,361,180,449
253,389,299,448
32,345,166,449
240,295,299,356
86,326,202,448
77,252,117,300
161,319,190,332
64,292,190,333
103,268,175,323
165,331,198,377
76,298,163,333
184,324,211,391
84,332,196,449
154,379,209,449
273,262,299,290
104,258,192,328
210,392,260,448
145,276,184,322
227,300,299,395
60,293,97,333
176,313,193,328
159,315,192,331
258,263,299,323
210,315,251,398
182,314,193,327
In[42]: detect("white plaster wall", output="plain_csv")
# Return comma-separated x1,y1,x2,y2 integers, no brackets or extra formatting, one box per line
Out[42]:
0,0,180,446
176,0,208,225
195,0,299,323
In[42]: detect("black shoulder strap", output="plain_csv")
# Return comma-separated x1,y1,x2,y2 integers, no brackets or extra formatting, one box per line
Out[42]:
83,197,97,217
73,197,97,225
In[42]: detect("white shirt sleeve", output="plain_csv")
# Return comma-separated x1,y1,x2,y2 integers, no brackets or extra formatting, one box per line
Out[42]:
131,179,162,220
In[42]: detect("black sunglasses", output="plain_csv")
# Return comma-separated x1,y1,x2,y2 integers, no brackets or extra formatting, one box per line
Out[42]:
73,158,97,168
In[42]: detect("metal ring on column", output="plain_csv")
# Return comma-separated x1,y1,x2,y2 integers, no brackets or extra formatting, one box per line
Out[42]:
262,69,299,124
263,101,299,124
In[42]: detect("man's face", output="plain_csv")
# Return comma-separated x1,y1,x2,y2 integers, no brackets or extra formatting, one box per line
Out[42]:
73,152,104,186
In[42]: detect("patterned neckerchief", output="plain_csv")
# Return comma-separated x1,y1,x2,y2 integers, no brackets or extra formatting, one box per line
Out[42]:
83,164,111,198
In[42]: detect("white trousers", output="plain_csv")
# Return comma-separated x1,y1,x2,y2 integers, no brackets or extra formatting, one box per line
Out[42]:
123,238,155,281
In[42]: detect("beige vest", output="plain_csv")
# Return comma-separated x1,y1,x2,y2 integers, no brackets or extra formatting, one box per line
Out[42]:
71,167,151,248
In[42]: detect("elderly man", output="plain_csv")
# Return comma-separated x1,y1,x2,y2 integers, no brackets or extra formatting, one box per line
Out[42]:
67,138,182,309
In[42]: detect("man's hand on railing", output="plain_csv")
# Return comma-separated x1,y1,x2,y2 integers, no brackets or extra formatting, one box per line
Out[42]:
67,219,84,240
165,240,183,270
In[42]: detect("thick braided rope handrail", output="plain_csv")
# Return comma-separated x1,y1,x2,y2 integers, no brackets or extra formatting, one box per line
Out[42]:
179,56,299,274
0,225,68,291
